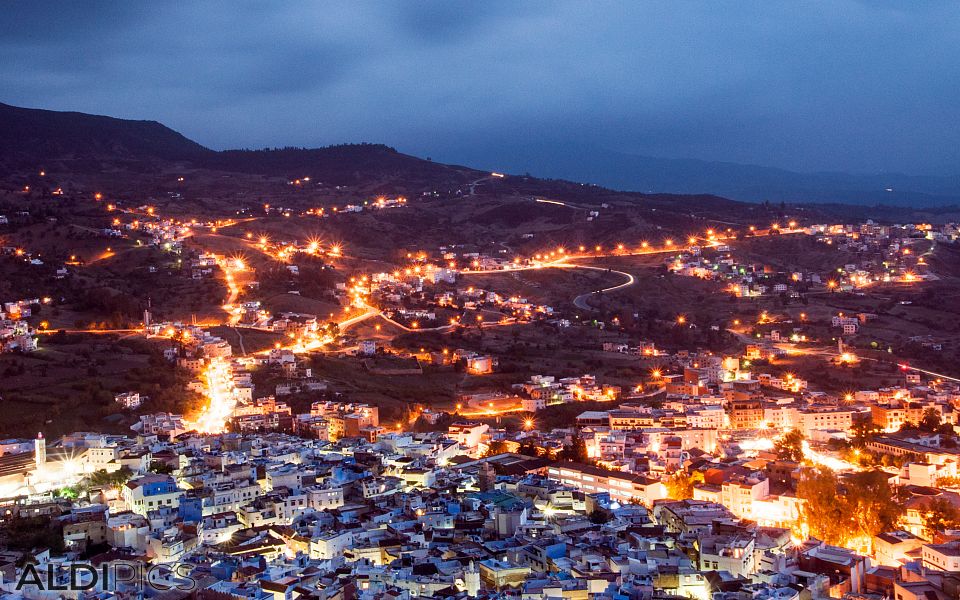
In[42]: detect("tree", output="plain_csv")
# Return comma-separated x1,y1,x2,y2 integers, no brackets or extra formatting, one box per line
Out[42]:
919,407,942,433
87,466,133,488
797,468,852,547
850,420,881,448
483,440,510,458
775,430,805,463
517,441,541,457
665,470,698,500
844,470,903,553
589,509,611,524
898,419,919,432
935,476,960,489
923,497,960,540
149,460,174,475
559,430,589,463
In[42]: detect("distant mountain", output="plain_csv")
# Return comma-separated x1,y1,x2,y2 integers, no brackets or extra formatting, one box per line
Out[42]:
0,102,210,169
443,144,960,207
207,144,481,186
0,102,481,186
2,101,958,207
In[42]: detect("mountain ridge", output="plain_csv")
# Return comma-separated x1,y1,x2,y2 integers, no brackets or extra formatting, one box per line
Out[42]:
447,143,960,207
2,101,958,208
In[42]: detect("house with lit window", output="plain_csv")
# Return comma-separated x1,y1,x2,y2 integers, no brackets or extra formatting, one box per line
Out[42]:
122,474,183,516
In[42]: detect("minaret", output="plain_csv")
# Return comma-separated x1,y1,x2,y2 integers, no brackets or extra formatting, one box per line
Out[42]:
465,561,480,598
34,432,46,472
144,297,152,328
478,461,495,492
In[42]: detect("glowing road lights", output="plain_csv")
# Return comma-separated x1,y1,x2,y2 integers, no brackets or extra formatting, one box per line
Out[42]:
186,357,239,434
676,315,686,325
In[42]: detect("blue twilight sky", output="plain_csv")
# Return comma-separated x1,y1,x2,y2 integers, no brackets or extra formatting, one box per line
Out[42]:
1,1,958,177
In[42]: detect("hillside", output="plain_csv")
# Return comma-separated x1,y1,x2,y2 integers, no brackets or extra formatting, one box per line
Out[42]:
206,144,482,186
0,101,942,221
0,102,481,188
0,102,210,170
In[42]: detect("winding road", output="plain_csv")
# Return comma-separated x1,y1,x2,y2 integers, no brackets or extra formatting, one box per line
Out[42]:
564,264,637,311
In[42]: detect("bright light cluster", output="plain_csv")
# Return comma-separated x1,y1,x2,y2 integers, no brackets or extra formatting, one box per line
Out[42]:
186,357,239,434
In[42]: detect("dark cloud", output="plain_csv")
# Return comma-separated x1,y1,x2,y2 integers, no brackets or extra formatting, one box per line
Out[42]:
1,1,958,176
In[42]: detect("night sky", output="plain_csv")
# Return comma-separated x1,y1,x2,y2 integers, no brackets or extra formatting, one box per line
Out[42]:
3,1,958,177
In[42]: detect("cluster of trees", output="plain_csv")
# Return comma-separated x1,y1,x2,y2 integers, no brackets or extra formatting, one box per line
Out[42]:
514,430,591,463
797,467,901,552
923,497,960,539
557,431,589,463
148,460,174,475
665,469,704,500
517,440,542,458
0,516,65,553
70,286,142,324
902,407,955,437
58,466,134,499
483,440,512,458
775,429,805,462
